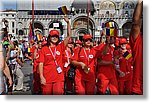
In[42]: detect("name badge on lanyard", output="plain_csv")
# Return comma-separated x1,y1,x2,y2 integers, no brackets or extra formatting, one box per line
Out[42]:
49,47,62,74
56,66,62,74
83,48,91,73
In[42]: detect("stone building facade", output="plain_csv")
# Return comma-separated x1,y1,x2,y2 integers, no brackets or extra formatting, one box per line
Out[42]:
1,0,137,41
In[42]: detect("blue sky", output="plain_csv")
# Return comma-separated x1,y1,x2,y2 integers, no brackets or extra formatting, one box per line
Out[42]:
0,0,17,10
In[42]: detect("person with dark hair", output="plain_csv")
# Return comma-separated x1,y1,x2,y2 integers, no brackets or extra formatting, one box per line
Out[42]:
71,34,99,95
33,41,43,94
38,16,71,95
129,0,143,95
63,39,75,94
74,40,82,49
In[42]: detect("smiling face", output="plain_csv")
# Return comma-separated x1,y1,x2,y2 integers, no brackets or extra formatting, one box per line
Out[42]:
120,43,127,50
50,35,59,44
68,43,74,48
84,38,92,47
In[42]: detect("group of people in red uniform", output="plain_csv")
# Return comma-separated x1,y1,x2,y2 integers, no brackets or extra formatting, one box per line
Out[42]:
31,0,143,95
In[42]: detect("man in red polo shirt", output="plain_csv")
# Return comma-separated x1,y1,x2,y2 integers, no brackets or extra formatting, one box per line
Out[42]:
129,0,143,95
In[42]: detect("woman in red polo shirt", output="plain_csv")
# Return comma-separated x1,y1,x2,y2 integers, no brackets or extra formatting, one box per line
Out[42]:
71,34,98,95
63,39,75,94
38,16,71,95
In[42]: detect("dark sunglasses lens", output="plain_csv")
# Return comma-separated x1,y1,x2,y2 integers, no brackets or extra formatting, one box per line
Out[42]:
51,35,59,38
85,39,92,42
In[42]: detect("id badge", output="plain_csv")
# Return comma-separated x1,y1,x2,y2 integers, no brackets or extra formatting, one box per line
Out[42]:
56,66,62,74
64,62,69,68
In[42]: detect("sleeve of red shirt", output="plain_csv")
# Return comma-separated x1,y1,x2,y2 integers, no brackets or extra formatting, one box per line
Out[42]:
59,41,66,51
129,33,142,51
70,47,80,61
94,43,105,58
30,46,36,59
39,47,45,63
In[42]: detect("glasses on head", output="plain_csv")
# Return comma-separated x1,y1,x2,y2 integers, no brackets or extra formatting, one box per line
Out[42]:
84,39,92,42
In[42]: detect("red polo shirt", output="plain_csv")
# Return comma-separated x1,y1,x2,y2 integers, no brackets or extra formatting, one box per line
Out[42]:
39,41,65,83
117,52,132,81
71,47,98,82
97,44,116,79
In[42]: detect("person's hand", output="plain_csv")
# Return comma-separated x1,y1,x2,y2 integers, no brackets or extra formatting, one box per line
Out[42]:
80,62,90,74
8,77,13,88
64,15,69,23
40,76,46,85
83,66,90,74
119,71,125,77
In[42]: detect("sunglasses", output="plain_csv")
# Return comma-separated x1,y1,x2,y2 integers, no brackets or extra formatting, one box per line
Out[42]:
68,42,74,44
84,39,92,42
51,35,59,38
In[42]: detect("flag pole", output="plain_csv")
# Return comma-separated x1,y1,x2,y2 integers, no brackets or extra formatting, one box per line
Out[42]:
87,0,90,34
32,0,34,40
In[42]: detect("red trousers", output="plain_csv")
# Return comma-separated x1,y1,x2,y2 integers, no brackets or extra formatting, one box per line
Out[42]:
97,74,119,95
42,81,64,95
75,78,95,95
118,80,132,95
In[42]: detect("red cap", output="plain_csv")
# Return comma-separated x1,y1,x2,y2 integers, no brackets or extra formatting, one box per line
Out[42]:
83,34,92,40
68,39,73,44
75,40,82,44
49,30,59,36
119,38,127,44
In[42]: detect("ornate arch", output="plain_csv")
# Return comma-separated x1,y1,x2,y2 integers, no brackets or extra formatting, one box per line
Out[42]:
100,0,116,10
120,0,135,9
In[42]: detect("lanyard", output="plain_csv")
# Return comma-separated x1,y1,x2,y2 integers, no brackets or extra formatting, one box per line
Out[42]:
65,50,70,64
83,48,90,66
49,47,58,66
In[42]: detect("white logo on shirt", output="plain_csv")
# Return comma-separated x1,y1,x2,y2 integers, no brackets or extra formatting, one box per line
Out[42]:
89,55,93,58
56,51,60,55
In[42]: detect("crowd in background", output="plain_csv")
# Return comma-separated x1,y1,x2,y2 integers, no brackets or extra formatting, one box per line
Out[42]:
0,0,143,95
